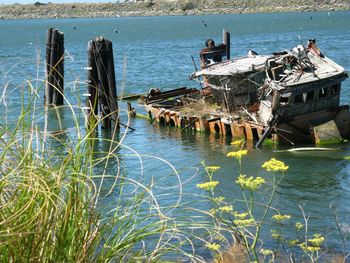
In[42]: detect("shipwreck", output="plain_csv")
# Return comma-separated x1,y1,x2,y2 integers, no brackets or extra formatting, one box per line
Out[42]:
142,30,349,147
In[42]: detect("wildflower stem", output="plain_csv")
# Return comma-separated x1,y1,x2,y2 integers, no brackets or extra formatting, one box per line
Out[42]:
251,173,285,255
250,191,254,214
239,158,242,174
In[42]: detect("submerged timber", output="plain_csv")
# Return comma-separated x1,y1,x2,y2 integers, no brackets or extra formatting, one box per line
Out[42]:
143,32,349,147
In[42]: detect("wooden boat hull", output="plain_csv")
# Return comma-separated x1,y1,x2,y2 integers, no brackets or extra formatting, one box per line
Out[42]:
276,106,350,144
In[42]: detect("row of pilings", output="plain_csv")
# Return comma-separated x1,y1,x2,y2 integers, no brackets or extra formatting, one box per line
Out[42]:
45,28,119,131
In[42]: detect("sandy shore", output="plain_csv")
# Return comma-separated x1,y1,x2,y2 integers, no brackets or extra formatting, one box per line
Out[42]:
0,0,349,19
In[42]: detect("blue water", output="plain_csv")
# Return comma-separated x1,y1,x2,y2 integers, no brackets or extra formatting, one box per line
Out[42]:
1,11,350,257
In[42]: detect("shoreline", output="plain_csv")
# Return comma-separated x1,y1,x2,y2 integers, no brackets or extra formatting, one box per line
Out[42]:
0,1,349,20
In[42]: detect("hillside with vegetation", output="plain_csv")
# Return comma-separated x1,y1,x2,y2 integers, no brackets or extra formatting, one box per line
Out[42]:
0,0,349,19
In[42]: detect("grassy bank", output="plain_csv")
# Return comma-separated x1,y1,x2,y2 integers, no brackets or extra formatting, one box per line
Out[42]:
0,0,349,19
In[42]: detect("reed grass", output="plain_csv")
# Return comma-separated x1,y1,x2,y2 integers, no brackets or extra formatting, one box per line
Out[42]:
0,74,225,262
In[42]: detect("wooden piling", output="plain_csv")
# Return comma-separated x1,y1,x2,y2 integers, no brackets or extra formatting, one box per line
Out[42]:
231,123,245,138
94,38,110,129
55,31,64,105
47,29,58,105
127,102,136,118
104,39,119,127
87,37,119,130
45,28,64,106
244,122,254,140
223,29,230,60
45,28,53,105
198,117,209,132
87,41,99,127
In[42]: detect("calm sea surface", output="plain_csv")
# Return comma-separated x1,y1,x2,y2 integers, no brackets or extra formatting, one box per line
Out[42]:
1,11,350,255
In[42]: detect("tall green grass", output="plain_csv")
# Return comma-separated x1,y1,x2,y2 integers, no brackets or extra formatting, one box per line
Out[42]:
0,77,226,262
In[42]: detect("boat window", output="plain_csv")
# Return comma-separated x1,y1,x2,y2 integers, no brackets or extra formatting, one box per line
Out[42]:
294,94,303,104
279,93,291,105
331,84,340,95
280,96,289,105
304,91,315,102
319,87,328,98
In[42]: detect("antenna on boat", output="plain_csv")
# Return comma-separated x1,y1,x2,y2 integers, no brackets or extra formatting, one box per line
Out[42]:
220,77,231,113
191,55,203,90
298,35,317,77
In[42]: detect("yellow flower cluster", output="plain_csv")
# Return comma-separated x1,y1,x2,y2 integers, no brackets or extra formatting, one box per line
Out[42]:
262,158,289,172
206,242,221,251
235,175,265,191
227,150,248,159
271,230,282,241
206,166,221,172
299,243,321,252
295,222,304,231
272,214,291,223
218,205,233,213
308,234,325,247
234,218,255,227
213,196,225,203
288,239,299,246
196,181,219,191
260,249,273,256
209,208,217,215
231,139,245,146
233,212,248,219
